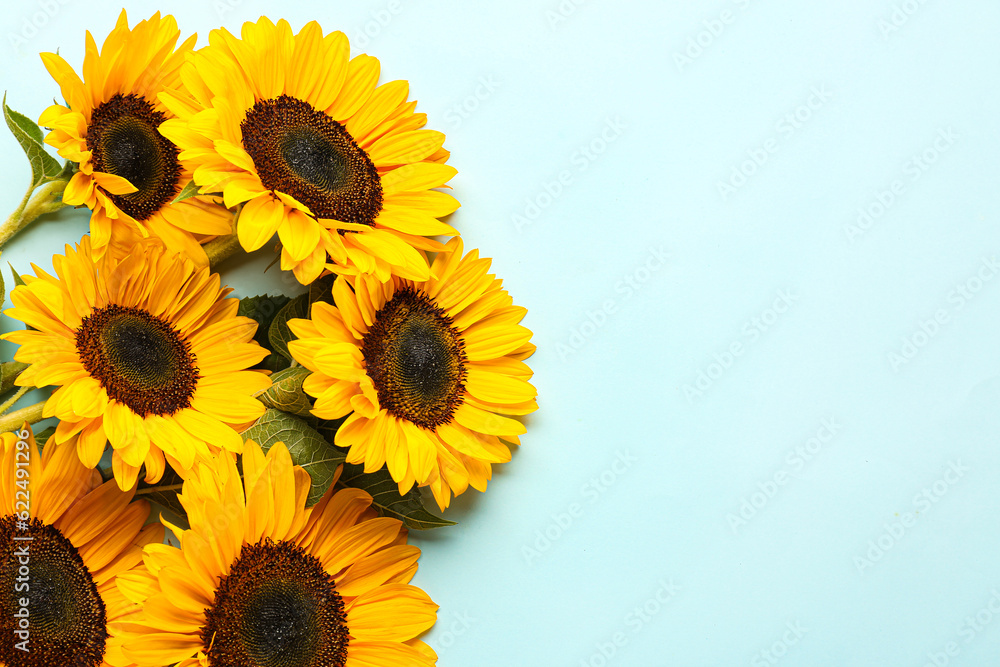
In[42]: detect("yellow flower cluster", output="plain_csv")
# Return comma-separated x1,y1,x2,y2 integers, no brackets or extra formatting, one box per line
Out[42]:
0,10,539,667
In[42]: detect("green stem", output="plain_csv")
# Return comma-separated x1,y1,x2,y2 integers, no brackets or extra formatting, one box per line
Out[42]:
205,203,246,269
0,400,46,434
1,185,33,243
0,386,29,416
205,233,242,268
0,360,28,395
135,483,184,496
0,179,68,248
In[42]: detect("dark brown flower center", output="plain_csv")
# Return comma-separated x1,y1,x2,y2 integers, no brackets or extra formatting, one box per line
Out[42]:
0,517,108,667
201,539,348,667
75,304,199,417
361,287,467,429
241,95,382,225
86,93,182,221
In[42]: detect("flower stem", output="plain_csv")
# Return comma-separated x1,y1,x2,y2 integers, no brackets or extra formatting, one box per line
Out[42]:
205,233,242,268
0,386,30,416
135,483,184,496
0,179,69,248
205,203,245,269
0,400,46,434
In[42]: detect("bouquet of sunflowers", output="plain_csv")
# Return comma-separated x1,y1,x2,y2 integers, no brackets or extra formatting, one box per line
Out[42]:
0,12,535,667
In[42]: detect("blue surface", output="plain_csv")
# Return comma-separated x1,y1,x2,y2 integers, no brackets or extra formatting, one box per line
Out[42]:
2,1,1000,665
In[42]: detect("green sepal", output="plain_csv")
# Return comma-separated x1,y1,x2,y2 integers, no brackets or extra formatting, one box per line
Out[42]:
0,361,28,395
8,263,25,288
32,426,55,451
171,180,202,204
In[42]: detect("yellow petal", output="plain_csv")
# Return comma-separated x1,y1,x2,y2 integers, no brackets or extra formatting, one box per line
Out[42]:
453,403,526,437
381,162,457,195
278,208,321,262
346,641,437,667
347,583,437,641
237,195,285,251
464,366,537,404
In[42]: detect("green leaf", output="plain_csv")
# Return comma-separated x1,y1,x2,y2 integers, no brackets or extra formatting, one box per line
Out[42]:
4,95,62,186
238,293,291,328
268,293,308,363
238,294,292,372
311,415,347,445
8,263,25,288
242,409,347,506
0,250,5,305
258,365,314,417
264,276,335,366
337,463,456,530
7,104,43,143
171,180,202,204
308,273,336,307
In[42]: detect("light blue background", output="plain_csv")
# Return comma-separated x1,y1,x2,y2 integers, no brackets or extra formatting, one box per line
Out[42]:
3,1,1000,665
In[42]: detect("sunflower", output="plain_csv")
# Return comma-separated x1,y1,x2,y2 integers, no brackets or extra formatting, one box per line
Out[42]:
1,235,270,491
0,424,164,667
287,237,537,510
158,17,459,285
39,10,234,265
116,439,438,667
